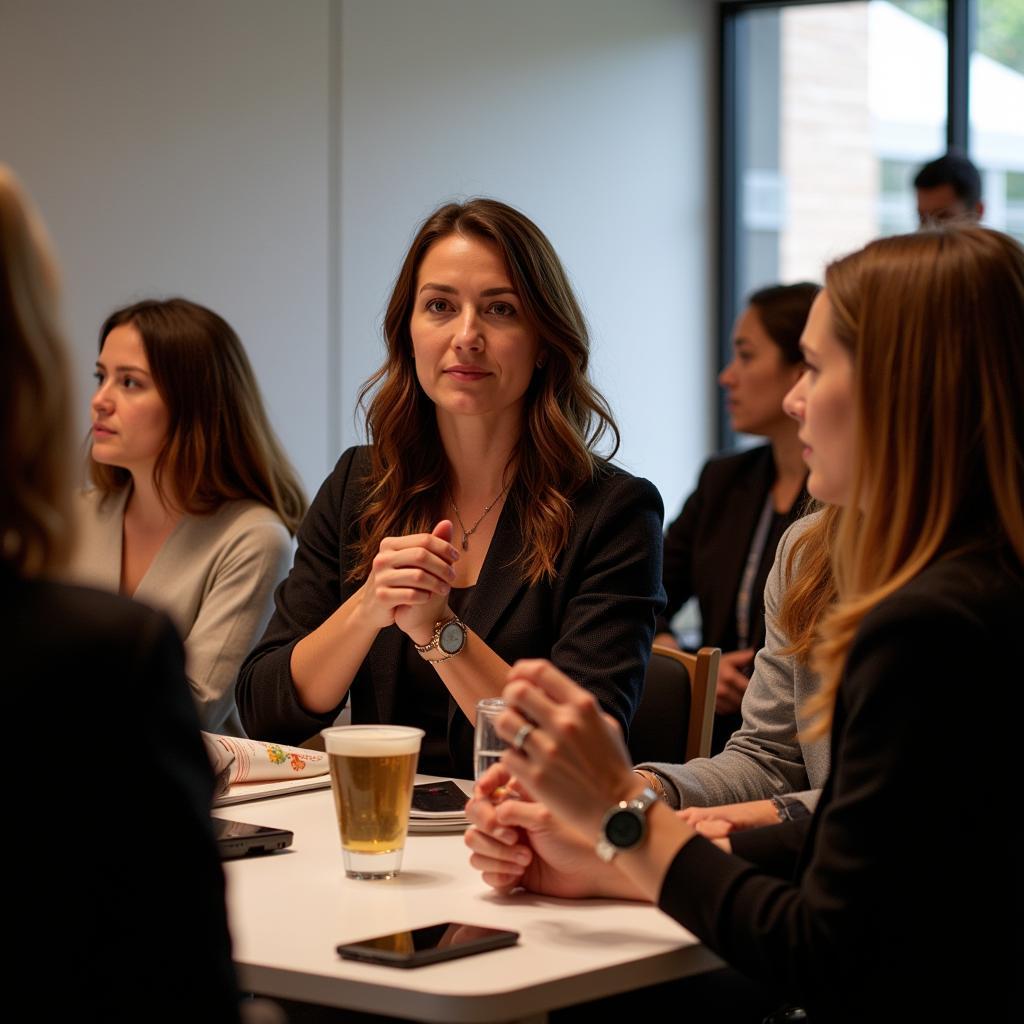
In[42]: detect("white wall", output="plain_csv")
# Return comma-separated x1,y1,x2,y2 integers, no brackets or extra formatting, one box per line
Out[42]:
1,0,331,494
1,0,715,516
339,0,715,515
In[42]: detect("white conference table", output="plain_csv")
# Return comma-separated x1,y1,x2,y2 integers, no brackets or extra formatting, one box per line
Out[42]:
215,784,723,1023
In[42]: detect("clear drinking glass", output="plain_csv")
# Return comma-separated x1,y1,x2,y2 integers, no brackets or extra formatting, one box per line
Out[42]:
474,698,508,781
321,725,423,880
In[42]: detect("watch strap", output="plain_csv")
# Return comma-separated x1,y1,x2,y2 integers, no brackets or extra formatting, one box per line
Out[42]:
595,786,659,862
414,616,467,660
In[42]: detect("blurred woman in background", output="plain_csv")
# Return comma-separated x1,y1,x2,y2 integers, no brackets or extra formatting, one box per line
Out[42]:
659,282,817,752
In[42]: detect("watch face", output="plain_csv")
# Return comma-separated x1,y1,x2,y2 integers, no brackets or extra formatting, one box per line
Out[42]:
605,808,643,850
439,621,466,655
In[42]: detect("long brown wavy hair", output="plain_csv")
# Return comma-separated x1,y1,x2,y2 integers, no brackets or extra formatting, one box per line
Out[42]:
90,299,306,533
799,226,1024,734
351,198,620,584
0,165,74,577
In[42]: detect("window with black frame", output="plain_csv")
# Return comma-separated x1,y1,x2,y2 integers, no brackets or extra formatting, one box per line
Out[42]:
718,0,1023,446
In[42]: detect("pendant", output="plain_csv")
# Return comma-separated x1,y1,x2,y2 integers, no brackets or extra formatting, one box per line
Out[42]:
461,535,469,551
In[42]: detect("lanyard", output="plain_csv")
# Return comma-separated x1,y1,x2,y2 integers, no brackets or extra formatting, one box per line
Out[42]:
735,493,775,651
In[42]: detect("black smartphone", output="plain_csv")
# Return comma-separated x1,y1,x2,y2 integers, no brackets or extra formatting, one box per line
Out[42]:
337,922,519,968
212,818,294,860
412,781,469,814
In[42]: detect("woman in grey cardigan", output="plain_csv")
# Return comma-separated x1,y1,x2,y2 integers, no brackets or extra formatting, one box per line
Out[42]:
70,299,307,735
635,511,831,830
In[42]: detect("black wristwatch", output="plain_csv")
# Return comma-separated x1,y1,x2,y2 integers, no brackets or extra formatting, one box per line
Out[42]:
414,616,468,663
595,787,659,862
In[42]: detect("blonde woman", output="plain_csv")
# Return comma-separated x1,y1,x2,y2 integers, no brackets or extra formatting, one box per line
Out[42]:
466,225,1023,1022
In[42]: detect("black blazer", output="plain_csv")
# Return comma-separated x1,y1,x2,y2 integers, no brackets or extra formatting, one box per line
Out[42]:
656,546,1022,1022
659,445,808,653
237,446,665,774
6,570,239,1020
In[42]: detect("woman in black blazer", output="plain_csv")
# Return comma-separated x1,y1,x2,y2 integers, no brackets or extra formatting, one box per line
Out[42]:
659,283,817,752
465,225,1023,1023
1,165,240,1020
237,199,664,776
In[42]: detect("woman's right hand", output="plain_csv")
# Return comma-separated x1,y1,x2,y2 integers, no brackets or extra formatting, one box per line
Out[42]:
677,798,779,835
357,521,460,631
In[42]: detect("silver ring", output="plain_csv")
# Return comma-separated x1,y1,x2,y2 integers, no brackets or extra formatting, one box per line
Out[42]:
512,722,535,753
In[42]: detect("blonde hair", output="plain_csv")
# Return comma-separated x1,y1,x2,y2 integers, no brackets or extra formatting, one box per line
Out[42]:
804,226,1024,733
0,166,74,576
777,503,839,666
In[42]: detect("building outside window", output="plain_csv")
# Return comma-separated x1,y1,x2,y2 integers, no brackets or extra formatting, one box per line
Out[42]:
724,0,1024,442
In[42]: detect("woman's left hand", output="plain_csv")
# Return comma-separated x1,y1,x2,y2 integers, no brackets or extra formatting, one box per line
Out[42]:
495,659,641,840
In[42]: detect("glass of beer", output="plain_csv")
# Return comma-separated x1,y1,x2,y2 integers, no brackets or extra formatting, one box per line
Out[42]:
321,725,423,880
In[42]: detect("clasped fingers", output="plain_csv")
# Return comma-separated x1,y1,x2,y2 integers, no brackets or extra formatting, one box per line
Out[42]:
378,531,461,564
372,542,457,583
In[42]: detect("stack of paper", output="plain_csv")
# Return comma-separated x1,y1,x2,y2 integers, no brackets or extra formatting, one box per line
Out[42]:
408,808,471,835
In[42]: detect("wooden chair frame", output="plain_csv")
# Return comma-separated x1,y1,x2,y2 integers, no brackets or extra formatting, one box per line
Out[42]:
650,643,721,762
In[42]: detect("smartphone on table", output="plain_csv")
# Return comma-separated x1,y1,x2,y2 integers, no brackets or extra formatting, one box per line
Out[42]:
411,780,469,813
212,818,293,859
337,922,519,968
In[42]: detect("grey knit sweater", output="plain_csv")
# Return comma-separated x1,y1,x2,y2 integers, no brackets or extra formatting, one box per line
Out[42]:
636,513,830,813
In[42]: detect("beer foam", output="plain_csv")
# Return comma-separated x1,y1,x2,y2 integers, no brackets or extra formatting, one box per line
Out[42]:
322,725,424,757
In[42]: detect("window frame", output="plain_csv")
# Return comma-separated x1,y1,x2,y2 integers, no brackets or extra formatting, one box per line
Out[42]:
716,0,976,448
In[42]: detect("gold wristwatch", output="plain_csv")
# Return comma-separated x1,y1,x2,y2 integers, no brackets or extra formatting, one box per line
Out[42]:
413,616,468,663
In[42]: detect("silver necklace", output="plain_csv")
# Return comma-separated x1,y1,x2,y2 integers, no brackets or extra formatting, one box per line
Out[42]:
449,485,508,551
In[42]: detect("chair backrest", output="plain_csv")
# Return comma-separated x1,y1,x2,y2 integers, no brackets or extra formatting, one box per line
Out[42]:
628,644,720,765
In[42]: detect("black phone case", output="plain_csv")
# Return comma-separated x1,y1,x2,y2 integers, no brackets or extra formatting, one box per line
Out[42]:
411,781,469,813
336,927,518,968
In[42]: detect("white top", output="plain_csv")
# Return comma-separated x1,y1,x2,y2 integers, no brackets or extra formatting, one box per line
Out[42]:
69,488,292,735
214,786,722,1021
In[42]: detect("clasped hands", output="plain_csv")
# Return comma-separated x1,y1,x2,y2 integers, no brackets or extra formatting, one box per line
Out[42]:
464,659,747,899
357,520,462,644
463,659,649,900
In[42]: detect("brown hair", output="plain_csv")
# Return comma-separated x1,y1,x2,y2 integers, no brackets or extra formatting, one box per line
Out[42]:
351,198,620,584
747,281,820,365
0,165,74,577
803,226,1024,733
90,299,306,533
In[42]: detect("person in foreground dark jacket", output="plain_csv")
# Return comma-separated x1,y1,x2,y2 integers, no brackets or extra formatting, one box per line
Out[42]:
1,163,241,1021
